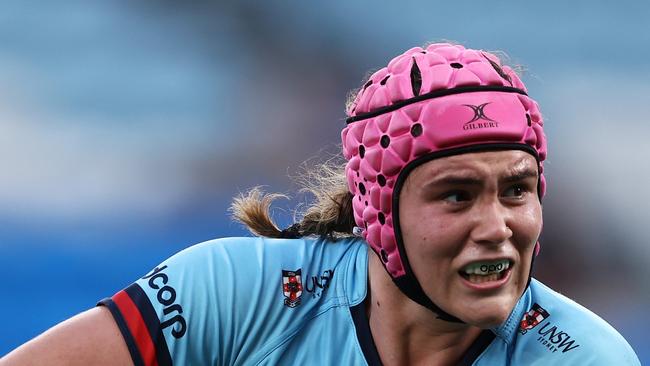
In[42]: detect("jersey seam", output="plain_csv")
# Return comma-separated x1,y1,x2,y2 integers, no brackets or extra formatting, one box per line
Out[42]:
342,238,369,307
252,296,351,365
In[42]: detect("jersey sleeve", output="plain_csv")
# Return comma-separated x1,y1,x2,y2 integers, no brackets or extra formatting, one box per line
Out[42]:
98,239,232,366
97,236,369,366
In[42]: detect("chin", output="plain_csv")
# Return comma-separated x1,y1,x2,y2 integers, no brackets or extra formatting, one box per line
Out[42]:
467,313,508,329
459,298,515,328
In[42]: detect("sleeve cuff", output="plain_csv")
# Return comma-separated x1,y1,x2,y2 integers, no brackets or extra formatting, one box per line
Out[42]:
97,283,172,366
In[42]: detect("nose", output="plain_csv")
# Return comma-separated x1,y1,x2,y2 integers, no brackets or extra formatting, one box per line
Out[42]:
469,200,513,245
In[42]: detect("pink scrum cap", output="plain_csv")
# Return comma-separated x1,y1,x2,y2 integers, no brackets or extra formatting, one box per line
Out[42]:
341,43,547,320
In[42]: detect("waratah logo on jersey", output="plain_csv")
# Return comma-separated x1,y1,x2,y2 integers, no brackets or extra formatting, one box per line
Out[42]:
519,303,550,334
462,103,500,130
282,269,303,308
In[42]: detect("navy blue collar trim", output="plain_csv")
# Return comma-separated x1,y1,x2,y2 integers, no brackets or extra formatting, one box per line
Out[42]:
350,299,496,365
458,329,496,365
350,300,383,366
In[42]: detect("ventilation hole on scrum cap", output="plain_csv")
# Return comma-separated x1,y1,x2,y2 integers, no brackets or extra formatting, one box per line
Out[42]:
377,174,386,187
380,249,388,263
450,62,463,69
378,212,385,225
356,171,360,177
359,182,367,195
359,144,365,158
380,75,390,85
365,201,368,206
380,135,390,148
363,80,372,90
482,53,512,85
410,58,422,97
526,113,531,126
411,123,423,137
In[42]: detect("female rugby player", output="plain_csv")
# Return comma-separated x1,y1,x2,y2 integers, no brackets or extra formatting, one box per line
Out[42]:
2,43,640,365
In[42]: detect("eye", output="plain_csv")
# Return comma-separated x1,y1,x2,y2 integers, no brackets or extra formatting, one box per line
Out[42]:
502,184,526,198
443,190,472,203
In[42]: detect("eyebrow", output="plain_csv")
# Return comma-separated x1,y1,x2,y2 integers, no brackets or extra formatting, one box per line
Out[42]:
432,176,482,186
502,168,538,183
426,167,538,187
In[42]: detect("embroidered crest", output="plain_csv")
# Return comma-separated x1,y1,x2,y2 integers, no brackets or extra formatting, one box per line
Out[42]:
519,303,550,334
282,269,303,308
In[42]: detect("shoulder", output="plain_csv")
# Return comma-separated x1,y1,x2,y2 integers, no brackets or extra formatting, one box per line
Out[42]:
509,279,640,365
104,236,369,365
158,235,368,277
143,235,369,307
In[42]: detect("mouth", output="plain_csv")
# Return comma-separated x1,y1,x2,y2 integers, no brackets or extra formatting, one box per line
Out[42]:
458,259,513,290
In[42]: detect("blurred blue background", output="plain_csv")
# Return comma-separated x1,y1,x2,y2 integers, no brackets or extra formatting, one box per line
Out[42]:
1,0,648,361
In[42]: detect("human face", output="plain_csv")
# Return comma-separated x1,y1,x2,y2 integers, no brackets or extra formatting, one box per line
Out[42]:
398,150,542,328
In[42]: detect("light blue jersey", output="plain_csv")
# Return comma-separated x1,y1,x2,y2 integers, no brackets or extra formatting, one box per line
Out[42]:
99,237,640,365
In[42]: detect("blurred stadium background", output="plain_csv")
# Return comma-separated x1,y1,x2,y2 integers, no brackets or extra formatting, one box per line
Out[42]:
1,0,648,361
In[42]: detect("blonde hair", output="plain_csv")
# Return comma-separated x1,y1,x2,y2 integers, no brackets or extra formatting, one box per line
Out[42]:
230,156,356,239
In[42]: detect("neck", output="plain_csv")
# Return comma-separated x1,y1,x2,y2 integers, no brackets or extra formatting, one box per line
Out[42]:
367,252,484,366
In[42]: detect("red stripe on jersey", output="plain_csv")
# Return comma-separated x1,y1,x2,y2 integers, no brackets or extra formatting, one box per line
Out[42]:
113,290,160,366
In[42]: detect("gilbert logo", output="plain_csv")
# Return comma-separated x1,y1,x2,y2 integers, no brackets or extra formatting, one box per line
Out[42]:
462,103,499,130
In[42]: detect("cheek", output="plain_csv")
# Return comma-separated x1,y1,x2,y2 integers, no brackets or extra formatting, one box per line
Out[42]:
514,202,543,243
400,215,468,287
512,203,542,278
401,207,464,256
